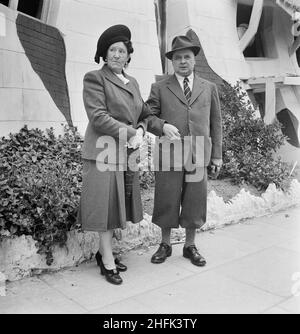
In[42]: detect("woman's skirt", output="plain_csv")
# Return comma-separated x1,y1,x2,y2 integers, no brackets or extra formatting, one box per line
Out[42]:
77,159,143,232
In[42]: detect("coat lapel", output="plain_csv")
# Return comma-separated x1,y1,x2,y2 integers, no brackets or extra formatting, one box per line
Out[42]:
190,75,206,105
167,75,188,106
102,65,134,96
166,74,206,106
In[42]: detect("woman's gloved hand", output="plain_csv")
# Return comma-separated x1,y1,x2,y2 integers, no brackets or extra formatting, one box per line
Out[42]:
128,127,144,149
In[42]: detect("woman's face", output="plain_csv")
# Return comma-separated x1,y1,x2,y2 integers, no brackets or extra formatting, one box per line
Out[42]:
106,42,130,74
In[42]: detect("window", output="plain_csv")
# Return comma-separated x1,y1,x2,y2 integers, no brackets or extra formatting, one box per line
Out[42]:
0,0,10,6
237,1,266,58
277,109,300,148
17,0,44,19
2,0,60,26
295,35,300,67
237,2,253,27
253,92,266,119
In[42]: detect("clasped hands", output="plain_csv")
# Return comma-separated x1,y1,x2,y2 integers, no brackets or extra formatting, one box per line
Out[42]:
127,128,144,150
128,124,223,175
127,124,181,150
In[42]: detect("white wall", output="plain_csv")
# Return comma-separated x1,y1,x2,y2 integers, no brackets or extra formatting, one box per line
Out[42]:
0,1,162,137
0,5,66,136
166,0,251,83
55,0,162,134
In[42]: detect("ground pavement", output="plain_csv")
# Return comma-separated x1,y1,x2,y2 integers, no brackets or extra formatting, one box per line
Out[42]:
1,206,300,314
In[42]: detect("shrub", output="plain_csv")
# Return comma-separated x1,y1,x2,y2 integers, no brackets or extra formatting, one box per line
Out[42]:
219,82,290,190
140,170,155,189
0,125,83,265
0,126,155,264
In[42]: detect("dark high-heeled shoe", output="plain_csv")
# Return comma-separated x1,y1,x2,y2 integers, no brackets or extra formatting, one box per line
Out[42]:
95,252,123,285
114,257,127,272
95,251,127,272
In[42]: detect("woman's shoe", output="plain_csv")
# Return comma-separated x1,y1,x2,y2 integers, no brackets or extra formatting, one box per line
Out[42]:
101,266,123,285
95,252,123,285
95,251,103,267
95,251,127,272
114,257,127,272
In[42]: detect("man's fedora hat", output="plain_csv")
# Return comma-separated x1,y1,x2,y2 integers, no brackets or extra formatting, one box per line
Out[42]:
165,35,201,60
95,24,131,64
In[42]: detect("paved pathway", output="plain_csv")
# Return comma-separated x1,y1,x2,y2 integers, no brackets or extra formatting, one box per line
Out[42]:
1,207,300,314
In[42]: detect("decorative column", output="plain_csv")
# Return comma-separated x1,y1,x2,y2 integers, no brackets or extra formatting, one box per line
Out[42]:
0,10,5,37
265,78,277,125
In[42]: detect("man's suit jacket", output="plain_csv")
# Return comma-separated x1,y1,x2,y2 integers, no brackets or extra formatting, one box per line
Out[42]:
82,64,164,166
146,73,222,168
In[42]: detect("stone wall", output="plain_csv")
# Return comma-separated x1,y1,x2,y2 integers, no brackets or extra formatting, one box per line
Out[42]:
1,180,300,282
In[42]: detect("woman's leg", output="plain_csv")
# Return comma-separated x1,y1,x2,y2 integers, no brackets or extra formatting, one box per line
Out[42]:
98,230,116,270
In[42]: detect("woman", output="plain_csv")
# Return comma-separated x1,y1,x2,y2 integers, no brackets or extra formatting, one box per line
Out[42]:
77,25,164,285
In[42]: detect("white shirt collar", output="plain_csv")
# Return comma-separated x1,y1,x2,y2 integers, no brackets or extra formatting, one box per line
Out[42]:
175,72,194,90
114,72,130,85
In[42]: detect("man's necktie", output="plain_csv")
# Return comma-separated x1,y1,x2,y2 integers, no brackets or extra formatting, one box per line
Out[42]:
183,77,192,103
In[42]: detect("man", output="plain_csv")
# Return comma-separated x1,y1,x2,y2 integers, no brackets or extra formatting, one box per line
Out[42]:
146,35,223,266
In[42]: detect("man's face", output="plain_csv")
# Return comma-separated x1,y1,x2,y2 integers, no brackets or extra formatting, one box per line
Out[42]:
172,49,195,77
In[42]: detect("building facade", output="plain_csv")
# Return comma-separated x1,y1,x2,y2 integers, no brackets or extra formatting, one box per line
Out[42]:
1,0,300,163
0,0,162,135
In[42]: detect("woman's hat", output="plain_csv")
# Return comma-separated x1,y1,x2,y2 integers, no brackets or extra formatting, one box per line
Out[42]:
165,35,201,60
95,24,131,64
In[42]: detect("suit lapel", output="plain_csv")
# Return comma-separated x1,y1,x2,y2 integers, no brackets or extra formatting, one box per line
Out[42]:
190,75,206,105
100,65,136,124
102,65,134,96
167,75,188,106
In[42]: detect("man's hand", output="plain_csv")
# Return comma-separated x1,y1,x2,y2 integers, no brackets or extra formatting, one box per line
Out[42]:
210,158,223,179
163,124,181,140
127,128,144,149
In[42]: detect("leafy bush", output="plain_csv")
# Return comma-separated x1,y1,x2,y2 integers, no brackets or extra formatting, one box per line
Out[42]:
0,126,83,265
140,170,155,189
0,125,155,263
219,82,290,190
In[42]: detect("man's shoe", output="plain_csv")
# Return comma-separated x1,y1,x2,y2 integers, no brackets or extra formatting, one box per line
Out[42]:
183,245,206,267
151,243,172,264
